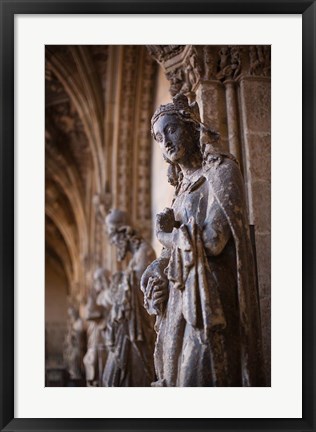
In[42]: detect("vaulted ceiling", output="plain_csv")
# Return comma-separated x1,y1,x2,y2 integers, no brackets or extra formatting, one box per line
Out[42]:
45,46,157,300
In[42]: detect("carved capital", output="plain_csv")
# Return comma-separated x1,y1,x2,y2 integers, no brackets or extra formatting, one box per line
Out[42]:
216,46,242,82
146,45,187,64
147,45,203,98
148,45,271,98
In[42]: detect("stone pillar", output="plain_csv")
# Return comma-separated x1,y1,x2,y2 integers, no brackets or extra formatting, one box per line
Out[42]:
196,80,229,152
224,79,242,163
239,75,271,385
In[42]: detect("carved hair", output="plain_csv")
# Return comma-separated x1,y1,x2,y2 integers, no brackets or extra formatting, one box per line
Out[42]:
117,225,142,251
106,208,142,251
105,208,128,228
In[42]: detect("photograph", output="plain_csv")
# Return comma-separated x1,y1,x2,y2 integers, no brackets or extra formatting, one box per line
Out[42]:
1,4,314,431
45,44,271,388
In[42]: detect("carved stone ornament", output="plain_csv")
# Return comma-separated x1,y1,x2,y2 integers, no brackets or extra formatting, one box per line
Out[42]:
141,94,266,387
101,209,156,386
216,46,242,81
249,45,271,77
148,45,271,101
146,45,186,64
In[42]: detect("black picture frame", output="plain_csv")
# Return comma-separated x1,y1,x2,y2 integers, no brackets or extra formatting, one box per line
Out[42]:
0,1,315,431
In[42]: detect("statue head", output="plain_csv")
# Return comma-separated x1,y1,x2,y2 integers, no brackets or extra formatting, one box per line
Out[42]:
105,208,127,234
151,94,219,169
152,95,201,167
105,209,132,261
151,93,201,140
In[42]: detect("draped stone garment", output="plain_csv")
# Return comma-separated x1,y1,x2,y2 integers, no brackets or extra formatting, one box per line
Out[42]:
146,156,265,387
103,251,156,387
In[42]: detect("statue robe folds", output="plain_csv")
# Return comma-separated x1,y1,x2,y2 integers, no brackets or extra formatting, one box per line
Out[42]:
103,268,155,387
145,156,265,387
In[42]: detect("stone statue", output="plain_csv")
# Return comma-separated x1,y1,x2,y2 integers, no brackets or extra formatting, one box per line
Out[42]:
102,209,156,386
141,93,265,387
216,47,241,81
249,46,262,76
204,47,217,80
83,268,110,386
64,304,86,381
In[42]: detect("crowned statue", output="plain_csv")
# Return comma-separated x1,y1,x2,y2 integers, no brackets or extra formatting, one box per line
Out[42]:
141,94,265,387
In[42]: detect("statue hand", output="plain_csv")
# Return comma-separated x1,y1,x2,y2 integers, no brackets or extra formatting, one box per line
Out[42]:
156,208,176,234
141,264,169,315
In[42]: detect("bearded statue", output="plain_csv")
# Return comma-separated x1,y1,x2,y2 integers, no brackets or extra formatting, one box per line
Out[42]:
101,209,156,387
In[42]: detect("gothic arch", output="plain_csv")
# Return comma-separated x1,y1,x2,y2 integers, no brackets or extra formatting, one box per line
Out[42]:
45,142,88,261
46,46,105,193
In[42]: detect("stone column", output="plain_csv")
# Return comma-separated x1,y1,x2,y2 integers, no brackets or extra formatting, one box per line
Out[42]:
224,79,242,164
196,80,229,152
239,74,271,385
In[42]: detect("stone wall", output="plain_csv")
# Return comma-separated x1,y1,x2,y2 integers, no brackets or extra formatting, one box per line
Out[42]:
239,76,271,383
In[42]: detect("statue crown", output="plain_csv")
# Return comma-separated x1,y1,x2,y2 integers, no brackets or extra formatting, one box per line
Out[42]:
151,93,201,132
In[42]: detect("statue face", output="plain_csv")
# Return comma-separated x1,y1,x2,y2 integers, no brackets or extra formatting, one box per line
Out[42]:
93,275,103,293
106,223,128,261
153,114,196,164
106,223,121,246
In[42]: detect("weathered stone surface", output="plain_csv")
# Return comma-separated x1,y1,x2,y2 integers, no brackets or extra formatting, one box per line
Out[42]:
251,180,271,234
102,209,156,387
259,296,271,386
240,77,271,133
142,94,265,386
196,81,229,150
237,74,270,387
245,133,271,181
255,232,271,299
224,80,242,163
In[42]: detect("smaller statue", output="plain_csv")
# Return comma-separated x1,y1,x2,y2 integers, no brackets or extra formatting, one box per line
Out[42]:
216,46,241,81
83,268,111,386
166,69,185,97
101,209,156,387
249,46,262,76
230,47,241,79
204,47,217,80
64,303,86,382
262,46,271,77
218,46,230,70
